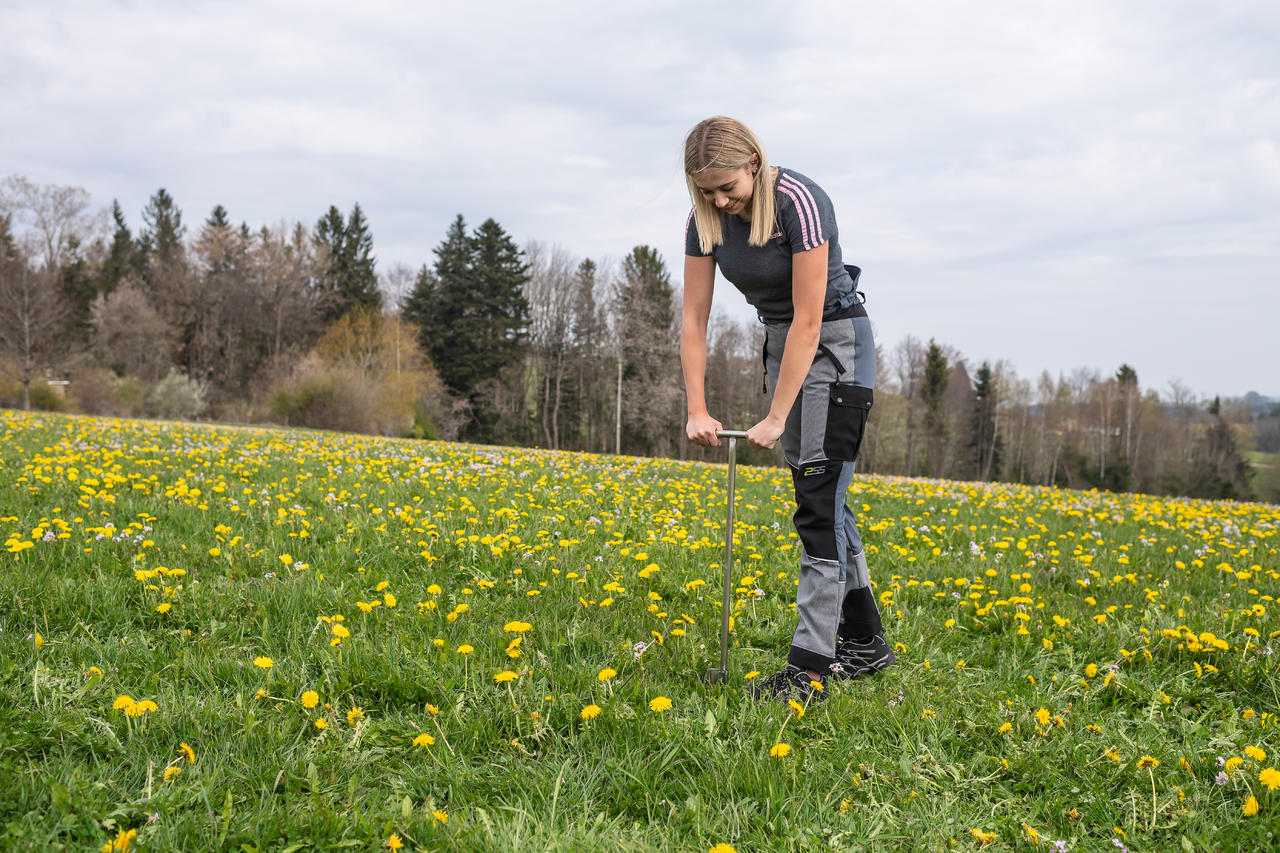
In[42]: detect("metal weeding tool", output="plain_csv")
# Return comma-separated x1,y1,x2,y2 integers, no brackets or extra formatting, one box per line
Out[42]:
706,429,748,684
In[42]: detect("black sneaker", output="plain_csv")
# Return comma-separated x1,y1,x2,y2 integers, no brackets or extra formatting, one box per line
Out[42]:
830,634,895,680
746,664,828,705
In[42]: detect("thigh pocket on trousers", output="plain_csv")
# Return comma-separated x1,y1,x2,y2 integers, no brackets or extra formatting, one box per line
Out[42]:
823,383,873,461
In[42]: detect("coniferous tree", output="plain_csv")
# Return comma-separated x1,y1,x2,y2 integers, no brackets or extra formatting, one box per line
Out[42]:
970,361,1002,480
342,203,380,313
921,339,949,476
98,200,138,296
405,215,529,441
139,188,185,268
614,245,678,455
314,203,381,323
413,215,473,395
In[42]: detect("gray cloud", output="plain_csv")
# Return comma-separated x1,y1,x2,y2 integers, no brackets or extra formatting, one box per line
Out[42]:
2,0,1275,397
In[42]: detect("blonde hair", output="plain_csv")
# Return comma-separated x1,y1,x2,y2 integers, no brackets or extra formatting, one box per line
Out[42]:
684,116,777,253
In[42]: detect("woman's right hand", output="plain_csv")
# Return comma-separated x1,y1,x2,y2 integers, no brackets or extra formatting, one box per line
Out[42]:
687,412,724,447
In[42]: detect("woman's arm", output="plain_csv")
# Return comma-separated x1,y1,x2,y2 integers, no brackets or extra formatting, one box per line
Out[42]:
681,254,723,447
746,242,827,450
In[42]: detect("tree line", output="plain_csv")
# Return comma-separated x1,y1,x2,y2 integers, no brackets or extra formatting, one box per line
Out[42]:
2,174,1275,502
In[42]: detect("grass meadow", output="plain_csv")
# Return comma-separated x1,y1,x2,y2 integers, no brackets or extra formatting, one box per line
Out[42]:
2,410,1278,852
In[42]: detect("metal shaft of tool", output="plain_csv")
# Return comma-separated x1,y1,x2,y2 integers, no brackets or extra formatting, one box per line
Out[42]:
715,429,747,676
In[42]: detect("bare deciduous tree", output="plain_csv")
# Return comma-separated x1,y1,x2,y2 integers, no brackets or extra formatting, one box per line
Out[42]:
90,276,175,382
0,222,71,409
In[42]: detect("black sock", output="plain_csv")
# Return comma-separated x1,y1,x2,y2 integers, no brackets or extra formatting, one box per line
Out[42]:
838,585,881,640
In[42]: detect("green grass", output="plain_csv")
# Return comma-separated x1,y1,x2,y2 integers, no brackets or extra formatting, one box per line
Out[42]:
1,409,1278,852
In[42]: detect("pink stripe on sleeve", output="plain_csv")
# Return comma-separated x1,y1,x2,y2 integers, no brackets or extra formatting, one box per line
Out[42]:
779,174,824,247
777,183,814,251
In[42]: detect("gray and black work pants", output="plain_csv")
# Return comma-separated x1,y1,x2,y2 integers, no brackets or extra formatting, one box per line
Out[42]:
763,303,881,673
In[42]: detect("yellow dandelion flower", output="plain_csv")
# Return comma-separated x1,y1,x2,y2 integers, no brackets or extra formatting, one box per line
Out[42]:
1035,707,1051,727
383,593,396,608
425,703,439,716
597,667,617,682
253,656,274,669
1243,795,1259,817
154,602,171,614
1137,756,1159,770
301,690,319,709
504,621,532,632
163,765,182,781
413,733,436,747
1021,823,1039,843
433,809,448,825
1260,767,1280,791
387,834,403,850
494,670,517,683
112,695,135,711
314,718,328,730
970,828,997,845
179,742,196,764
788,699,805,718
581,704,601,720
347,706,364,725
331,624,350,639
998,722,1012,735
649,696,672,713
770,742,791,758
1245,745,1266,762
1085,663,1098,678
457,644,474,654
709,845,737,853
744,670,760,680
99,827,137,852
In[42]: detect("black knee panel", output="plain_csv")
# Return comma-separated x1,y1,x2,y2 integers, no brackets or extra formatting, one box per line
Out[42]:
791,462,841,561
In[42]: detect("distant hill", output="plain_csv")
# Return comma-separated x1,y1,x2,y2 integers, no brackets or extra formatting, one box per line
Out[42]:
1240,392,1278,415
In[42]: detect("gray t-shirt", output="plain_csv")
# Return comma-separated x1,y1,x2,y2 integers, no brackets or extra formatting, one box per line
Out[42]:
685,167,856,322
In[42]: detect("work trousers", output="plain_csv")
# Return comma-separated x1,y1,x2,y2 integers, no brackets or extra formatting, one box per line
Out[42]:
762,300,880,672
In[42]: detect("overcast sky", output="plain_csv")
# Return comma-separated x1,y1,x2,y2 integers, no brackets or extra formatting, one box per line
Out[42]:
3,0,1277,398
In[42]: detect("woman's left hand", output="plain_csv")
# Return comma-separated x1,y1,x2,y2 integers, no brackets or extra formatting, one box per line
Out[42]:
746,415,785,450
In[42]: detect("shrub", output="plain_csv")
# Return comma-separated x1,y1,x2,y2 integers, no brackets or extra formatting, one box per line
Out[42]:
29,382,67,412
69,367,130,416
147,372,208,421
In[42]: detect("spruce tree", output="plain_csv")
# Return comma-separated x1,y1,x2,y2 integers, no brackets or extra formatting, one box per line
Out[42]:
401,263,440,347
970,361,1002,480
415,215,474,395
921,339,949,476
207,204,230,228
139,188,185,267
341,204,380,312
614,245,676,455
406,215,530,440
314,203,381,322
98,201,137,296
470,217,530,379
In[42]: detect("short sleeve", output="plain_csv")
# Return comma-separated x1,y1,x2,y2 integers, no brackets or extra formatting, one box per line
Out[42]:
776,172,835,254
684,208,711,257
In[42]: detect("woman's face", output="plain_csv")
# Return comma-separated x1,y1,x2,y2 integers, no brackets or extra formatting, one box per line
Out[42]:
692,165,755,219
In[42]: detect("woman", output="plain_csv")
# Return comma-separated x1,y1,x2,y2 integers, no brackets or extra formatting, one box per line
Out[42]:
681,116,893,704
